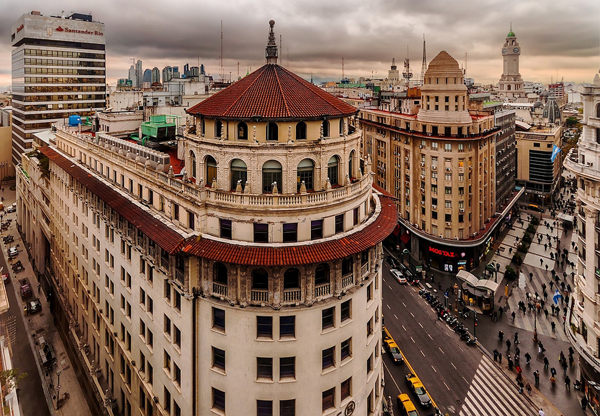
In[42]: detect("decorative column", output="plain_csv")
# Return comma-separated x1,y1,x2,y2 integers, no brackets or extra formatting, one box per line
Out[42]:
239,266,248,307
305,267,314,306
334,261,342,296
272,267,281,308
201,259,210,295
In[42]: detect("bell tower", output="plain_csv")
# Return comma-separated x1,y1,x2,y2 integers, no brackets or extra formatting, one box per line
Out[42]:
499,24,524,98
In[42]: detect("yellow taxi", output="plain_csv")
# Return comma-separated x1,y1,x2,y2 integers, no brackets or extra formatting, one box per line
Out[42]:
396,393,419,416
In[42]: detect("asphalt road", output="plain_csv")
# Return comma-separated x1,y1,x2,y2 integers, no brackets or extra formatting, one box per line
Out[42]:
1,233,51,416
381,263,483,415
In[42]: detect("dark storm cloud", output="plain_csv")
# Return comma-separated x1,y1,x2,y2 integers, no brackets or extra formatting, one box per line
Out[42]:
0,0,599,89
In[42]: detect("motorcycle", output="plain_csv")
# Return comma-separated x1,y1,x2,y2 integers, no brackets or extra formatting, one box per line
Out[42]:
465,337,477,346
460,332,472,341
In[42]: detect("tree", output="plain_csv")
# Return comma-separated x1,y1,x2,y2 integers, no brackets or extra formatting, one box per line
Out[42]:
505,265,517,280
566,116,579,128
0,368,27,391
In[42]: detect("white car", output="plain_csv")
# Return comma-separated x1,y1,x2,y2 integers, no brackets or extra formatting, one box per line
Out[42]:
391,269,407,284
6,203,16,213
7,247,18,259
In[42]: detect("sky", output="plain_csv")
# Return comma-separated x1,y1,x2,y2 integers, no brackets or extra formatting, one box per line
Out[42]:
1,0,599,91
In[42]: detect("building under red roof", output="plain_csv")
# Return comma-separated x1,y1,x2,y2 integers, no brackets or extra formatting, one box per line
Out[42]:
186,64,358,121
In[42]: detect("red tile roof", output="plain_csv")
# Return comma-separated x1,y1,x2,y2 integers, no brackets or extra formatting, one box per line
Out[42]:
39,146,186,254
181,196,397,266
187,64,358,120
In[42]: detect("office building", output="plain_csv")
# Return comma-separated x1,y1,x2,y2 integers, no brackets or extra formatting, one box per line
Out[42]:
10,10,106,165
564,83,600,416
17,20,393,416
151,67,161,84
360,51,520,272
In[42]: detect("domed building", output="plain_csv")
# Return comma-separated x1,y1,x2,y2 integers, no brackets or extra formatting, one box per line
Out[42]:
15,20,395,416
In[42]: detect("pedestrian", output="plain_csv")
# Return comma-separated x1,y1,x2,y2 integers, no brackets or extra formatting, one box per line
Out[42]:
515,346,520,357
499,307,503,319
582,396,588,410
506,339,511,350
544,243,547,251
562,360,568,375
534,370,540,385
550,367,557,377
540,258,544,266
498,353,502,364
544,357,549,369
512,311,516,322
569,355,574,368
514,332,519,344
551,321,556,332
525,352,531,365
539,408,546,416
526,382,532,395
565,376,571,389
544,309,548,318
493,349,498,361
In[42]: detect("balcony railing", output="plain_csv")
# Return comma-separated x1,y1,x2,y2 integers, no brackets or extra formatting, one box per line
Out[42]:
315,283,331,298
283,288,301,302
213,282,228,297
342,274,353,288
251,289,269,303
175,269,185,285
361,263,369,277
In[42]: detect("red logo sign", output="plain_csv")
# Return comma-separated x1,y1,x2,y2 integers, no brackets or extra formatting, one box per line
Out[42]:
56,26,64,32
428,246,457,258
55,26,103,36
16,24,24,33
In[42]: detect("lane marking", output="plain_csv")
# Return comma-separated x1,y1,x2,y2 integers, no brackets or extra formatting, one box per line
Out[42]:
382,361,402,394
427,334,433,340
438,347,445,355
418,323,423,328
451,363,457,370
420,350,425,357
443,381,450,391
462,376,469,384
402,302,407,308
394,314,398,320
410,337,416,344
387,304,391,309
388,285,393,290
431,365,437,373
410,312,415,317
402,325,407,331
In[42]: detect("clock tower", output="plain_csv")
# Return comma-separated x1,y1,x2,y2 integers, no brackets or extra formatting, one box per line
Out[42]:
499,25,524,98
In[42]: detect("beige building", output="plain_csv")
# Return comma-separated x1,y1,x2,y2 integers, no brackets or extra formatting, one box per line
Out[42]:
564,83,600,415
17,21,394,416
498,27,525,99
360,51,518,272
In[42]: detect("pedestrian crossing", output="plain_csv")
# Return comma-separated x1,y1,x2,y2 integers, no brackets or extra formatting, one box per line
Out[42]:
506,264,570,342
459,356,537,416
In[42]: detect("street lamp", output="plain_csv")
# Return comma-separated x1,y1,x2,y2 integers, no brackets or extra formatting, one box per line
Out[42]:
56,370,62,409
402,249,410,267
473,310,478,339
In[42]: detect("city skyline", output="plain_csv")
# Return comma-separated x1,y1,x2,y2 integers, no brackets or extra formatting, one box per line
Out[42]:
1,0,600,90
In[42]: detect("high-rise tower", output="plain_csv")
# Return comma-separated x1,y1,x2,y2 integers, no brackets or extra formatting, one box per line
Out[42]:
499,26,524,98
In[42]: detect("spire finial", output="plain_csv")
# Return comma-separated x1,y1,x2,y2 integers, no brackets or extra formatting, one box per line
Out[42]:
265,20,278,64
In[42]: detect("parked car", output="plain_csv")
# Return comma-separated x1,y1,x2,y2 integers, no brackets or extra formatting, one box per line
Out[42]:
527,204,544,213
384,340,404,365
25,298,42,315
6,203,16,213
385,255,399,268
391,269,407,284
19,278,33,299
396,393,419,416
7,247,18,259
405,373,432,408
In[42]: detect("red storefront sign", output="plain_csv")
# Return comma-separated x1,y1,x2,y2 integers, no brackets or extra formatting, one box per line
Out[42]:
428,246,457,258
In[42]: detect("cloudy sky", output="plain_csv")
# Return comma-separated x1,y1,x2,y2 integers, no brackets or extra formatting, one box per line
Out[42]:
1,0,599,90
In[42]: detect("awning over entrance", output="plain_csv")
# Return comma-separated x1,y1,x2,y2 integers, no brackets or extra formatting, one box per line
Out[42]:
557,213,574,224
400,232,410,244
456,270,499,293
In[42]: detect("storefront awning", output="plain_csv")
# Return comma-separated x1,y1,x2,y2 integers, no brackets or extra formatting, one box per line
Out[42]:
557,213,574,224
457,270,499,293
400,232,410,244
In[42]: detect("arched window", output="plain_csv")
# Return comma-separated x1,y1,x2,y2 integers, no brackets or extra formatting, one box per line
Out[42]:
297,158,314,191
215,120,223,138
252,269,269,290
322,120,330,137
342,257,354,276
315,264,330,286
205,155,217,184
328,155,340,186
230,159,247,191
597,104,600,118
214,263,228,285
339,119,344,136
237,122,248,140
267,122,278,141
200,117,205,135
349,150,355,179
189,151,197,179
296,122,307,140
262,160,282,193
283,268,300,289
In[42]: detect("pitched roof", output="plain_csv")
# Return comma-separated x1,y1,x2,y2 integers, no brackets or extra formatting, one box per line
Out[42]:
187,64,358,120
38,146,186,254
181,196,397,266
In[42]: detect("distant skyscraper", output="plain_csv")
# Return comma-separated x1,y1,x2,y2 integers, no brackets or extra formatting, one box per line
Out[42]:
172,66,180,79
128,64,136,86
190,66,200,80
10,11,106,164
151,67,161,84
162,66,173,82
183,63,190,78
143,69,152,83
135,60,143,87
200,64,205,75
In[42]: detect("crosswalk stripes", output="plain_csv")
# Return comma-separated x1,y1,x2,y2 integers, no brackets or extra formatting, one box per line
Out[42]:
459,356,537,416
505,264,569,342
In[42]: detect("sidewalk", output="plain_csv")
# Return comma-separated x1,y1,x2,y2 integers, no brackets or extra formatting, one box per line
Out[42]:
1,185,90,416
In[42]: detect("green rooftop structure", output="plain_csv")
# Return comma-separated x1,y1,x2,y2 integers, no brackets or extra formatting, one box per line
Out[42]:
139,115,180,147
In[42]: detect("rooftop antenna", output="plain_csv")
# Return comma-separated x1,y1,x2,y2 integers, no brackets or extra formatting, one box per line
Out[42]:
280,35,282,66
420,34,427,84
464,52,468,77
220,20,224,81
237,62,239,80
402,46,413,88
342,58,345,81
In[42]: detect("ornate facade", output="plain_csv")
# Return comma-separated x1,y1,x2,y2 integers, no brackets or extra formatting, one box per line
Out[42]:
498,27,525,98
16,21,394,416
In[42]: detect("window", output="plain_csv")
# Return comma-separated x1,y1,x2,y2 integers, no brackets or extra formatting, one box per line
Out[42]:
328,156,339,185
257,357,273,380
254,223,269,243
311,220,323,240
257,316,273,338
212,308,225,331
296,122,307,140
280,400,295,416
173,204,180,221
280,316,295,338
297,159,314,191
212,388,225,412
349,150,355,178
367,283,373,302
237,122,248,140
445,143,452,152
164,351,172,374
262,160,282,193
322,347,335,369
342,257,353,276
212,347,225,371
367,354,373,375
367,317,373,337
189,151,197,179
283,268,300,290
215,121,223,137
353,207,359,225
174,363,181,385
164,315,172,337
322,120,330,137
335,214,344,233
206,155,217,184
280,357,295,379
341,300,351,322
230,159,247,191
341,377,352,401
315,263,330,285
322,388,335,412
188,211,195,230
220,219,232,239
322,307,335,330
341,338,352,360
266,122,278,141
214,263,228,285
252,269,269,290
282,223,298,243
174,326,181,348
164,387,171,412
257,400,273,416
